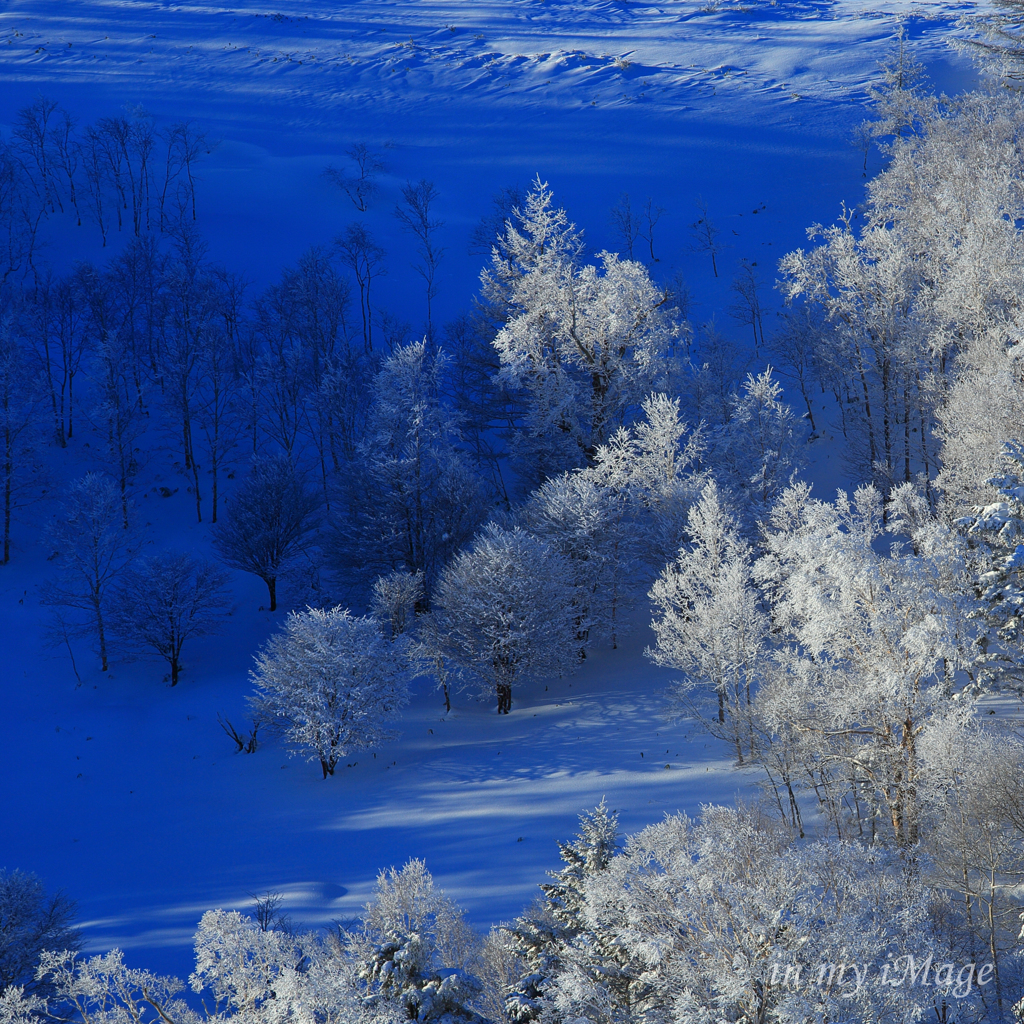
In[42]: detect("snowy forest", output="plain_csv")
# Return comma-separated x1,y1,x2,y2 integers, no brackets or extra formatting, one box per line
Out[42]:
7,0,1024,1022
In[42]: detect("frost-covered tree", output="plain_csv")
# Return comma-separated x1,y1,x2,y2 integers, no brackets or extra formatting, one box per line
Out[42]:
955,0,1024,82
249,606,409,778
41,474,142,671
351,859,484,1024
0,986,45,1024
648,480,767,762
213,456,321,612
503,803,619,1024
754,482,980,845
586,391,706,571
32,908,378,1024
520,471,617,654
190,909,304,1016
370,570,423,643
710,366,806,528
782,91,1024,490
936,333,1024,517
333,342,486,592
34,949,192,1024
548,804,968,1024
432,525,576,714
108,553,228,685
918,709,1024,1015
483,178,679,479
861,23,934,150
958,441,1024,689
522,393,705,650
0,870,79,996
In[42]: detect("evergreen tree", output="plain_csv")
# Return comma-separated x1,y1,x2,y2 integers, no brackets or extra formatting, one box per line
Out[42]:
503,802,620,1023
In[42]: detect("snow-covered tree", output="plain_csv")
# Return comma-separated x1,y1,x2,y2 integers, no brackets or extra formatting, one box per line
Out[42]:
754,482,980,845
370,570,423,643
34,917,376,1024
503,802,620,1024
351,860,484,1024
958,440,1024,689
333,342,487,592
861,23,934,150
41,473,142,672
190,910,303,1017
213,456,321,612
781,90,1024,491
483,178,680,479
955,0,1024,82
35,949,194,1024
108,552,228,685
936,332,1024,517
431,525,576,714
522,393,705,650
0,986,45,1024
710,366,806,529
918,708,1024,1015
249,606,409,778
552,804,967,1024
648,480,767,763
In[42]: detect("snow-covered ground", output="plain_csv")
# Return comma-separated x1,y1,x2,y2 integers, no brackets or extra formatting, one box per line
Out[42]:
0,0,981,984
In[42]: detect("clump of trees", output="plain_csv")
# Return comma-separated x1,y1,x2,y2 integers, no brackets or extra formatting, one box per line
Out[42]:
6,799,1022,1024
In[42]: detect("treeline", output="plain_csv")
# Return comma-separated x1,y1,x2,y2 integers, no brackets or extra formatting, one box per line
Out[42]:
1,805,1016,1024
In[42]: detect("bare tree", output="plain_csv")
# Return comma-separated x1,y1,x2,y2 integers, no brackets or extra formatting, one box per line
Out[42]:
41,473,141,671
324,142,385,212
162,227,226,522
212,455,321,611
22,273,91,447
0,138,46,282
768,305,824,434
468,183,523,255
335,223,386,353
640,196,665,262
90,329,146,530
0,322,43,563
0,869,80,996
395,180,445,338
80,126,110,246
727,260,765,352
12,97,63,215
689,195,726,277
609,192,640,259
49,107,81,225
159,119,210,229
109,552,228,685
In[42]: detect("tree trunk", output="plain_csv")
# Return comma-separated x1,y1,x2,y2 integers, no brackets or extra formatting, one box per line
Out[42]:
266,575,277,612
497,682,512,714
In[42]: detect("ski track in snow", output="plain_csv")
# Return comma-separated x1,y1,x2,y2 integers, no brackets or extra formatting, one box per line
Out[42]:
0,0,986,982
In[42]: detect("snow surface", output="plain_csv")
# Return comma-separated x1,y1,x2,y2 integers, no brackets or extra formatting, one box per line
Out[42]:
0,0,982,984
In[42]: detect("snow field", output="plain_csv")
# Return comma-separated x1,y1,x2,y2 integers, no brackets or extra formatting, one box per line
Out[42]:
0,0,984,985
